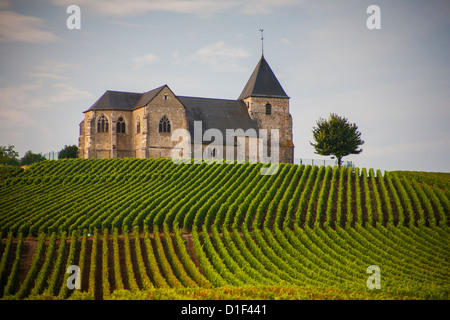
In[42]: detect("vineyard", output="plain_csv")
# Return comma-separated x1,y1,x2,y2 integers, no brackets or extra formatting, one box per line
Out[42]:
0,158,449,300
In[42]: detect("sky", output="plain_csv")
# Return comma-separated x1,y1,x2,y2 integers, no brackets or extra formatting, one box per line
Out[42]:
0,0,449,172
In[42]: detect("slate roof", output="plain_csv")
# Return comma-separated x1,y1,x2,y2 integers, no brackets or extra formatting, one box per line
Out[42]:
177,96,259,143
85,90,142,112
84,85,166,112
238,55,289,100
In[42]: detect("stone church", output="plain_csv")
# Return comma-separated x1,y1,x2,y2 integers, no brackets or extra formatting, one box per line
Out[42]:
78,55,294,163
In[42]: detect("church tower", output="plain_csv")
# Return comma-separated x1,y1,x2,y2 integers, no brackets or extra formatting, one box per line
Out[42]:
238,55,294,163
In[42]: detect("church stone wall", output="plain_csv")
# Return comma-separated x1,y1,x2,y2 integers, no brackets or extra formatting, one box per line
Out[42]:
93,111,112,157
114,111,133,158
132,107,146,158
78,88,189,160
243,97,294,163
78,119,85,158
145,86,189,159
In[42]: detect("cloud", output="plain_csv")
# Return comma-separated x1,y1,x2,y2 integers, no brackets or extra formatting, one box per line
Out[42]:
0,82,47,137
0,82,41,109
0,0,10,10
49,83,93,104
0,81,92,118
109,20,143,28
28,60,75,80
133,53,160,69
238,0,305,15
49,0,304,16
28,73,69,80
35,61,74,74
0,108,43,140
0,80,92,154
188,41,251,72
49,0,233,16
0,10,59,43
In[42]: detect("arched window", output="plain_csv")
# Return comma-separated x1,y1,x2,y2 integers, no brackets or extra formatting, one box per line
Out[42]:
265,103,272,115
159,115,171,133
97,114,109,133
136,117,140,134
116,116,126,134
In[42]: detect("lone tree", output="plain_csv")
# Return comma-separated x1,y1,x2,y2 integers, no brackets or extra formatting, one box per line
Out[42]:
310,113,364,167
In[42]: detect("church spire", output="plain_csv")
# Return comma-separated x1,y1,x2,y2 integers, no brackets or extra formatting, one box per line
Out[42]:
238,55,289,101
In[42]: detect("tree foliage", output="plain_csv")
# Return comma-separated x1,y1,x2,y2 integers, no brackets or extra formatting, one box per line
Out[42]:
20,151,47,166
310,113,364,167
58,145,78,159
0,145,20,166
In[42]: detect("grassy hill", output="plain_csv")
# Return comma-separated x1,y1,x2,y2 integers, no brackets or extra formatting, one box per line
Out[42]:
0,158,449,300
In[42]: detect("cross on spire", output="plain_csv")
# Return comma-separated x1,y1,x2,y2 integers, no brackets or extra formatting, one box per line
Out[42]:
259,29,264,57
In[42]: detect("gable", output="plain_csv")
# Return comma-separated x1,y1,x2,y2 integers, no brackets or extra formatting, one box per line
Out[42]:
85,85,185,113
133,85,167,109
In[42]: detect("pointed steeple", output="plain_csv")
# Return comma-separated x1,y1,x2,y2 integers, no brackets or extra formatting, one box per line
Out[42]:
238,55,289,101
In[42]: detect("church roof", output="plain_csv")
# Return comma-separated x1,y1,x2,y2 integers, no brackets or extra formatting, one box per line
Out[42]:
85,85,167,112
86,90,142,112
238,55,289,100
177,96,259,143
